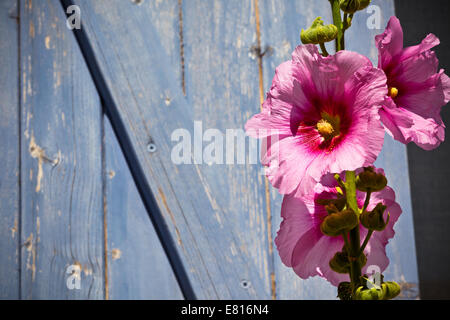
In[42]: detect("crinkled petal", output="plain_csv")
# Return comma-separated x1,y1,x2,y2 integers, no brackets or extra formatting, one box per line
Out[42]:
392,50,439,84
396,70,450,119
380,98,445,150
263,135,321,195
376,16,404,69
276,170,402,287
291,45,372,101
376,16,449,150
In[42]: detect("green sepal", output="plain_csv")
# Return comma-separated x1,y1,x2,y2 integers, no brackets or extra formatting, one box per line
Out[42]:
354,286,385,300
320,209,358,237
355,277,401,300
356,166,387,192
300,17,338,44
330,250,367,274
339,0,371,14
381,281,401,300
329,251,350,274
315,196,347,212
361,203,390,231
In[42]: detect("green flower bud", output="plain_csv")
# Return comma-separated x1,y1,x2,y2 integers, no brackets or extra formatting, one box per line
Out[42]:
300,17,338,45
315,196,347,212
320,209,358,237
330,250,367,274
339,0,371,14
337,282,352,300
355,286,384,300
356,166,387,192
329,251,350,274
381,281,401,300
358,0,371,10
361,203,390,231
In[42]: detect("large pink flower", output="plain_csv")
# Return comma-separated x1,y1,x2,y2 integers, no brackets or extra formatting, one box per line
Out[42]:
275,168,402,286
245,45,386,196
376,16,450,150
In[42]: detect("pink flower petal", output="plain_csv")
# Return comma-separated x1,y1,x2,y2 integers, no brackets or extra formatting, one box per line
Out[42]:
376,16,449,150
276,168,402,287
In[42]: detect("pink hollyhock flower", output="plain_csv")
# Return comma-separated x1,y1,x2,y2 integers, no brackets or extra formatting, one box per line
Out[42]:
275,168,402,286
376,16,450,150
245,45,387,196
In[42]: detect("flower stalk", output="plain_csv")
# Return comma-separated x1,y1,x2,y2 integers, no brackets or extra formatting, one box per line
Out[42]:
329,0,345,51
343,171,362,294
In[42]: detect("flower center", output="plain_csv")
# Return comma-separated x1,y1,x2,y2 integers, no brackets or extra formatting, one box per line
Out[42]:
317,119,334,137
317,113,340,141
388,87,399,99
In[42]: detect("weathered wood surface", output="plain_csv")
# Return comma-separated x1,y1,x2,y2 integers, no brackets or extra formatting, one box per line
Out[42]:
0,0,20,299
182,0,274,298
69,0,271,299
105,118,183,299
103,0,184,300
9,0,184,300
19,0,104,299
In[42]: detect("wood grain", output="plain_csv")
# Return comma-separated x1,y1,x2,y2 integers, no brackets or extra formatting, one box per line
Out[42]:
20,0,104,299
104,116,183,299
0,0,20,299
103,0,184,300
182,0,273,298
69,0,270,299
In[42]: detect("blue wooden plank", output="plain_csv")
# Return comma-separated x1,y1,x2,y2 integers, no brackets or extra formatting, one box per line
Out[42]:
183,0,273,298
20,0,104,299
105,116,183,299
259,0,419,299
69,0,270,299
0,0,20,300
258,0,337,300
103,0,184,300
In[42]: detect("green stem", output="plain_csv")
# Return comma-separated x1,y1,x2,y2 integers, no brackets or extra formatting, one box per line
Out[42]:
359,230,374,256
342,232,350,250
344,171,362,296
329,0,344,51
349,227,361,292
362,190,372,213
319,43,329,57
344,171,359,214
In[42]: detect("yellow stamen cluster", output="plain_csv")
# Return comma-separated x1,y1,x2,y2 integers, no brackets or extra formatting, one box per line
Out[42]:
388,87,399,99
317,119,334,138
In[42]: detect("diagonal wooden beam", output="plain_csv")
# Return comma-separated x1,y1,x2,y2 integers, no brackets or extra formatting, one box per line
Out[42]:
60,0,271,299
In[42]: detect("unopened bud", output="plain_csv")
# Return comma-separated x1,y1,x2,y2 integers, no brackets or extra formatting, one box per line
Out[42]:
329,251,350,274
330,250,366,274
339,0,371,14
356,166,387,192
337,282,352,300
300,17,338,44
381,281,401,300
315,196,347,212
320,209,358,237
361,203,390,231
354,286,384,300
